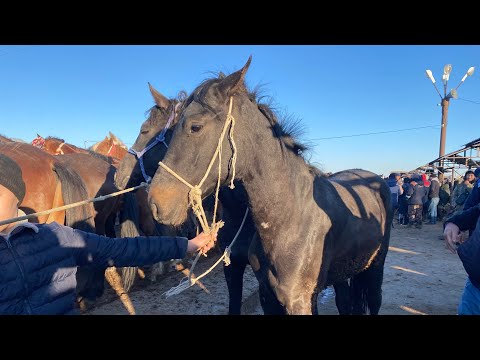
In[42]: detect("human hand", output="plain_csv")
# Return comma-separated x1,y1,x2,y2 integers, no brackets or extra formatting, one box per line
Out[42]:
186,230,218,255
443,222,462,254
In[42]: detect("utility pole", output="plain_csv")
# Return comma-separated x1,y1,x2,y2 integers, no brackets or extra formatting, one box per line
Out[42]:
425,65,475,167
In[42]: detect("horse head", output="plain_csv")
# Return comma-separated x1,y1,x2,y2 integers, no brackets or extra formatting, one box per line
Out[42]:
148,57,253,226
114,83,185,190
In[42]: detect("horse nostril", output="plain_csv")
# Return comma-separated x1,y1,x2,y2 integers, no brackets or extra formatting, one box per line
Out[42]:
150,202,159,221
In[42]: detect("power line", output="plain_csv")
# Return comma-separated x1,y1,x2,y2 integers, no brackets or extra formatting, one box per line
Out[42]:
309,125,440,141
458,97,480,105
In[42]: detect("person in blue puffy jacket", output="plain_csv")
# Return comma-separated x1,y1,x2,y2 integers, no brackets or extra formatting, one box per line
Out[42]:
0,153,217,315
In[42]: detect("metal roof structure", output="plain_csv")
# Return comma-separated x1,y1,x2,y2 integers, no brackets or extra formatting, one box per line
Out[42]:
414,137,480,178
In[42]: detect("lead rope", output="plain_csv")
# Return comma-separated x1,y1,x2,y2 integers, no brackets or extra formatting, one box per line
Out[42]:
159,96,242,297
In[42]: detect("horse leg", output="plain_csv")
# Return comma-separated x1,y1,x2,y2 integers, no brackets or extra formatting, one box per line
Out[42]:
311,289,320,315
258,281,285,315
248,233,284,315
350,265,384,315
223,259,248,315
333,281,352,315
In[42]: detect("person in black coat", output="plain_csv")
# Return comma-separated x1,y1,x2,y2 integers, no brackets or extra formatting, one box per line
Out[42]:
444,202,480,314
0,153,216,315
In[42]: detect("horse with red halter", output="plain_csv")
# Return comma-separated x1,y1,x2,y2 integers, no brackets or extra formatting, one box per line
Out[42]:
90,132,128,160
37,135,90,155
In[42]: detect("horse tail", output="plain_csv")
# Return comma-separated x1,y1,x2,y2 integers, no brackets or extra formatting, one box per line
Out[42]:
117,192,141,292
52,161,95,232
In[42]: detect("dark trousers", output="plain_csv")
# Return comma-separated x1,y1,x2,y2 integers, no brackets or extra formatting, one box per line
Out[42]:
408,204,423,225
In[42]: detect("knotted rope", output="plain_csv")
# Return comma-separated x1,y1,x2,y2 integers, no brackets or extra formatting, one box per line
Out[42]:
159,96,244,297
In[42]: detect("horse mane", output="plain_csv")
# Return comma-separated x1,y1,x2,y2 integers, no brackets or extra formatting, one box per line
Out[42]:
186,73,311,159
0,134,13,142
85,149,116,165
45,136,66,143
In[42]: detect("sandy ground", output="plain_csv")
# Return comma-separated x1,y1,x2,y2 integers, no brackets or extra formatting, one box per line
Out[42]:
85,221,467,315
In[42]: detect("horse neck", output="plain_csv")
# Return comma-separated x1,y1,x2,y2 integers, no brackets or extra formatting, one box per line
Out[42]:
234,99,313,236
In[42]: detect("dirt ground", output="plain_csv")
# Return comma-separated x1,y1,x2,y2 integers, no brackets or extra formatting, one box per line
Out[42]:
85,221,467,315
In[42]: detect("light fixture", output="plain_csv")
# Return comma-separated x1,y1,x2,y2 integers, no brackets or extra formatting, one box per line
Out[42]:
426,69,436,83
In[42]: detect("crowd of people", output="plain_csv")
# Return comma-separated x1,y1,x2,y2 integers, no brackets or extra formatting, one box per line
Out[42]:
387,170,477,228
387,168,480,314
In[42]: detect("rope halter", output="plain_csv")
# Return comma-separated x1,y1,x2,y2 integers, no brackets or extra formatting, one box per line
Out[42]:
128,101,182,183
159,96,241,296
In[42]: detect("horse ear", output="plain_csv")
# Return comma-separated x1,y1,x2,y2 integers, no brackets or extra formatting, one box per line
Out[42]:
218,56,252,97
148,82,170,110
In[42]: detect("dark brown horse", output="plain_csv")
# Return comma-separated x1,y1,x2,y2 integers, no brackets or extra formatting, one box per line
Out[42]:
55,152,140,295
148,57,393,315
55,153,120,237
115,83,257,314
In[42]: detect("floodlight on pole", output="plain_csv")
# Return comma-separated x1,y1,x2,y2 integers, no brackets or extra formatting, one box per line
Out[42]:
426,69,443,99
425,64,475,166
457,66,475,90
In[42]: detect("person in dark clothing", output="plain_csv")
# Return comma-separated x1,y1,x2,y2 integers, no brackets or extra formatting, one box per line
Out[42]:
406,174,427,229
444,203,480,314
463,168,480,217
0,153,217,315
387,172,403,211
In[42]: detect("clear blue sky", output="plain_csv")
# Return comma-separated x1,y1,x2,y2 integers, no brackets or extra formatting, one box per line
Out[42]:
1,45,479,176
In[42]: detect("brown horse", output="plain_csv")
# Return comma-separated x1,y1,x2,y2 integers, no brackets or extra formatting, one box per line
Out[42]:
90,132,128,160
55,153,120,237
55,152,140,295
0,142,95,228
0,134,15,143
42,136,90,155
0,142,104,303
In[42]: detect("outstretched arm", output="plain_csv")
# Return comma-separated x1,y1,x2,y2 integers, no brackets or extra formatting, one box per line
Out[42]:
58,225,216,268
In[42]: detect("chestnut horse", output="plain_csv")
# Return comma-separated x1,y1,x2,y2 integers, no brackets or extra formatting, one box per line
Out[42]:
0,134,14,143
90,132,128,160
39,136,90,155
0,142,100,302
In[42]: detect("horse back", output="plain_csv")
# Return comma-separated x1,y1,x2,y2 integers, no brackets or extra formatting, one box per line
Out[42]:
0,142,58,222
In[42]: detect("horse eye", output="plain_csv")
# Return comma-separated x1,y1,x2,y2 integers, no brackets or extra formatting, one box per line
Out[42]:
140,129,149,134
190,124,203,133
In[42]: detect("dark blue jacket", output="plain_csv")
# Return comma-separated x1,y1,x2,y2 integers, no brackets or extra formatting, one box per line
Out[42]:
387,179,402,208
0,221,188,315
463,179,480,213
445,204,480,290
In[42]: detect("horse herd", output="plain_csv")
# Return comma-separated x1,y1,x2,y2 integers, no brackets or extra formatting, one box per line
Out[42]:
0,57,393,315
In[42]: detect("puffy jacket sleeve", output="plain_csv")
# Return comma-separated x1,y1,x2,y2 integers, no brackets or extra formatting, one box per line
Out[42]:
464,181,480,211
445,203,480,232
58,225,188,268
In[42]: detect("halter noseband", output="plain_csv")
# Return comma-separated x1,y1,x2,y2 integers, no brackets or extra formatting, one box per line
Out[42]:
127,101,181,183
